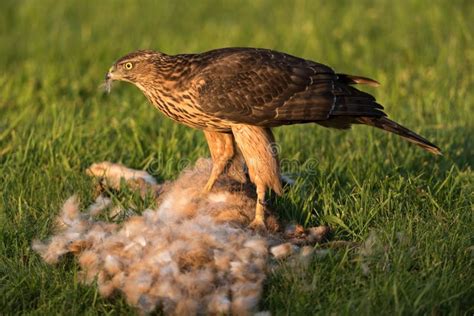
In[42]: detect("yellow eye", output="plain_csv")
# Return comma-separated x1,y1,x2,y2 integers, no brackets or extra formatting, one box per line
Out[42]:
124,62,133,70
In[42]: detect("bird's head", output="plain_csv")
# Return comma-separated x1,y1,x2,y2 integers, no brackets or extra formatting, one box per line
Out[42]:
105,50,166,92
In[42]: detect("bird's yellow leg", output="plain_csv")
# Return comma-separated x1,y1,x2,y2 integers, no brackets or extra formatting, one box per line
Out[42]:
231,124,283,231
249,184,267,231
203,161,227,192
202,131,235,192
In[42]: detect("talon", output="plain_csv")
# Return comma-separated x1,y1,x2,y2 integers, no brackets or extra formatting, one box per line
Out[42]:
249,217,267,232
258,199,268,206
202,182,213,193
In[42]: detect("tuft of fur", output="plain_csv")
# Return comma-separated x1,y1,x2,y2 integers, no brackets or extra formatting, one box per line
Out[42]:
270,242,297,259
87,195,112,216
33,159,330,314
87,161,158,194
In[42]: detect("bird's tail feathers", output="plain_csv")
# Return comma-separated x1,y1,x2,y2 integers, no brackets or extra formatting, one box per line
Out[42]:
337,74,380,87
357,116,442,155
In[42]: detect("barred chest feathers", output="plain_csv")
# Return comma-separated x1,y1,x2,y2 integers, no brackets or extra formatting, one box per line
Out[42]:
137,79,231,132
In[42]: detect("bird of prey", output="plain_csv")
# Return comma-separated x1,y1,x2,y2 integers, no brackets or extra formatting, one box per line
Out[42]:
105,47,441,230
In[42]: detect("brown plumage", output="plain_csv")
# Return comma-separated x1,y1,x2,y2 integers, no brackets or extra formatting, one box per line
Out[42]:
106,47,441,229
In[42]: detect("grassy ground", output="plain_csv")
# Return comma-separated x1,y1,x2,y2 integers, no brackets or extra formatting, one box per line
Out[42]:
1,0,473,314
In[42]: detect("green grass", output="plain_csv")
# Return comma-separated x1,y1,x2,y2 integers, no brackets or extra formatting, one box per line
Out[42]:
1,0,473,314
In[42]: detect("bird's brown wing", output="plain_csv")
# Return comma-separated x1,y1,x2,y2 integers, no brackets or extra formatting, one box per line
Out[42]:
194,48,385,127
195,49,335,125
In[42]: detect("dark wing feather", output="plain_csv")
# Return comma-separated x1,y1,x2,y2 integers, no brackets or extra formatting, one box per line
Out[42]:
331,83,385,116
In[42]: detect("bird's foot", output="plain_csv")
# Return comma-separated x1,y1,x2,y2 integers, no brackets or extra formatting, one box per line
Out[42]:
248,217,267,233
202,182,213,194
201,177,217,194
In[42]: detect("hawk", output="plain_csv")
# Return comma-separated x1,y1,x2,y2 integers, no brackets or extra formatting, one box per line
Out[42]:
105,47,440,230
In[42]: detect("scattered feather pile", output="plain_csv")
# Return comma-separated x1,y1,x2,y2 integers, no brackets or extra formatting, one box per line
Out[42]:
33,159,329,315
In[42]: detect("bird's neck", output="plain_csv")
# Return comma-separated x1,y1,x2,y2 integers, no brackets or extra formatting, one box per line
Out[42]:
131,54,201,118
138,56,198,96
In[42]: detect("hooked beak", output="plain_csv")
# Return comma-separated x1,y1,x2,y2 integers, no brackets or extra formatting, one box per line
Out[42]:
104,66,115,93
105,66,116,81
